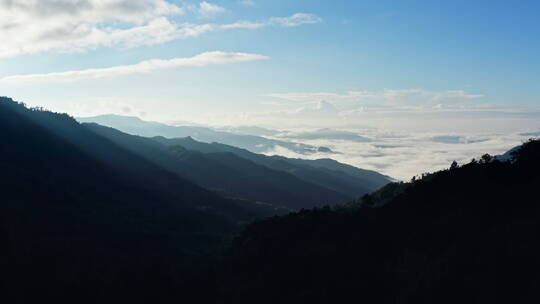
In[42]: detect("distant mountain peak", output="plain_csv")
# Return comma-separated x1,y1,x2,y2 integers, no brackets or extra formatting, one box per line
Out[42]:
82,114,143,120
78,113,329,155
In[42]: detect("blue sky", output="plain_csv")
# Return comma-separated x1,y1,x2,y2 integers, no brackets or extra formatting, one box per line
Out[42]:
0,0,539,124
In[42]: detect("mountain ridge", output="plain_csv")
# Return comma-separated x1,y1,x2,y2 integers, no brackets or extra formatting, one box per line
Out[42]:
83,122,385,209
77,114,334,155
152,135,390,198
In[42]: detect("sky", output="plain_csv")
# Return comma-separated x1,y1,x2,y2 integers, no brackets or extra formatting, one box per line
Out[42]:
1,0,540,179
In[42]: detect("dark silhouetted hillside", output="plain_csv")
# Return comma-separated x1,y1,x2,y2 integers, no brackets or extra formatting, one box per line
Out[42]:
213,140,540,304
0,97,271,303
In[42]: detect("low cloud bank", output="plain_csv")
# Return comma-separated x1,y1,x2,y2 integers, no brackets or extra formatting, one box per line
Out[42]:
260,128,535,181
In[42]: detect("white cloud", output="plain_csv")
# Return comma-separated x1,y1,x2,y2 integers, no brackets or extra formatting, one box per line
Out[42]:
266,89,485,109
382,89,484,106
267,91,373,103
270,13,323,27
0,0,182,23
0,1,322,58
0,51,268,83
0,0,183,57
292,100,340,118
197,1,225,18
220,21,266,30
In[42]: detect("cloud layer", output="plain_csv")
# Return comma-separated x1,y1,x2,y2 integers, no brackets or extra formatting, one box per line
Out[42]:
0,0,321,58
267,89,485,109
261,127,532,181
0,51,268,83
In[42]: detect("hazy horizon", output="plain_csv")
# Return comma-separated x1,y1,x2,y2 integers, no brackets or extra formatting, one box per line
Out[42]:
73,111,536,181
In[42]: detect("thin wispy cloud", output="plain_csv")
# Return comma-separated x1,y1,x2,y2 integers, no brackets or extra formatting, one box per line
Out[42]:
266,89,485,108
269,13,323,27
0,0,322,58
0,51,268,83
267,91,373,103
197,1,225,18
219,13,322,30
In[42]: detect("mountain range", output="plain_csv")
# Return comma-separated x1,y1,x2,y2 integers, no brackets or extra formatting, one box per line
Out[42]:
83,123,389,209
78,114,336,155
2,96,538,303
151,136,389,197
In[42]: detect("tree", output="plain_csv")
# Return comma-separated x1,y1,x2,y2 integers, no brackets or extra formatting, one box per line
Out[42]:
480,154,493,164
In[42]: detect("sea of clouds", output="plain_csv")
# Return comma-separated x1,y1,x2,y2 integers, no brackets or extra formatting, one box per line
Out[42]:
261,128,533,181
211,98,540,181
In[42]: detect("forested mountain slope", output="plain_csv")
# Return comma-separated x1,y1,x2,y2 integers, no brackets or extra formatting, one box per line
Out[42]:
0,97,268,303
83,123,351,210
153,136,390,198
213,140,540,304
